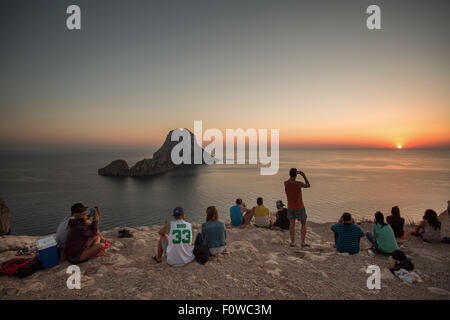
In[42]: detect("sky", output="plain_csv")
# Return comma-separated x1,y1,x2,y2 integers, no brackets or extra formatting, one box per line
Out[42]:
0,0,449,150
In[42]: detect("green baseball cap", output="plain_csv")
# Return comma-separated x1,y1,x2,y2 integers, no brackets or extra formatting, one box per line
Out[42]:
276,200,285,207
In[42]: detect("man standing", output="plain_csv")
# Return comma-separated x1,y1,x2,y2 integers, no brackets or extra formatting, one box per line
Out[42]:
284,168,310,247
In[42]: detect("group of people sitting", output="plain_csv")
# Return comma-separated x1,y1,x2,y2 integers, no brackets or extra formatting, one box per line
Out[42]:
54,167,448,267
229,198,290,230
151,205,227,266
331,205,446,255
54,168,311,267
229,168,311,248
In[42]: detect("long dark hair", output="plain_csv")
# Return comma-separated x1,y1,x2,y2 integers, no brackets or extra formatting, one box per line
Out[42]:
391,206,400,218
389,206,402,223
375,211,387,227
423,209,441,230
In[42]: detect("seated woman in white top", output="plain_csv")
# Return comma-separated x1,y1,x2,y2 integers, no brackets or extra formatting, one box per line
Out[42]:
412,209,442,243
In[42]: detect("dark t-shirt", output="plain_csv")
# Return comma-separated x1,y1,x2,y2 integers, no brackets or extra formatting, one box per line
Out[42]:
277,208,290,230
331,223,364,255
387,216,405,238
66,219,98,260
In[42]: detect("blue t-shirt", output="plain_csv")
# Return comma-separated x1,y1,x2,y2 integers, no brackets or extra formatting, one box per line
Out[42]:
230,205,243,227
201,220,227,248
331,223,364,255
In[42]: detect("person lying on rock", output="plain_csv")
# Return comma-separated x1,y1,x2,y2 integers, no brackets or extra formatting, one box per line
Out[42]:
65,203,107,264
153,206,195,266
195,206,227,256
331,212,364,255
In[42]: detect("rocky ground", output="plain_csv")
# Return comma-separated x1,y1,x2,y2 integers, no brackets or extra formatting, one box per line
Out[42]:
0,221,449,300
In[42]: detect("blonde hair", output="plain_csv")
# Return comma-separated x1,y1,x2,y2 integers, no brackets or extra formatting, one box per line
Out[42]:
206,206,219,221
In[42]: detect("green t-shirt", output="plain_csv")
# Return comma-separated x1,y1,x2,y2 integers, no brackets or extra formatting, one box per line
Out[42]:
373,223,399,253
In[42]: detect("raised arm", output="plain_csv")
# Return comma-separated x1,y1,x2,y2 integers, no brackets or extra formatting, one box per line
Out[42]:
298,171,311,188
75,221,98,238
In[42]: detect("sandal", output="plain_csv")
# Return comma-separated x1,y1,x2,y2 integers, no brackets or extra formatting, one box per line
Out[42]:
152,256,162,263
301,243,310,248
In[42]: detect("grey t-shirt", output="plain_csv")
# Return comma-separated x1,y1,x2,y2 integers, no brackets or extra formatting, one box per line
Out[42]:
55,216,74,248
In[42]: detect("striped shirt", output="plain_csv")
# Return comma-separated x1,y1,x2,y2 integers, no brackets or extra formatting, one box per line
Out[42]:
331,223,364,255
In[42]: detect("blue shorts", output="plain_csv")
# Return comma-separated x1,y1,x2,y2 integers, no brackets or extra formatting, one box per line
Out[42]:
287,208,307,221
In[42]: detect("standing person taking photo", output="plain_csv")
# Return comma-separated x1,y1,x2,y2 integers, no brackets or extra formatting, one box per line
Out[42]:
284,168,311,247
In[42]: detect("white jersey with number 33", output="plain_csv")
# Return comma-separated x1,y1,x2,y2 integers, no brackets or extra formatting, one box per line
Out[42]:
167,219,195,267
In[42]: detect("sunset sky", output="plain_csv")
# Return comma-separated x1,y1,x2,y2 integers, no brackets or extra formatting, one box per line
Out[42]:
1,0,449,149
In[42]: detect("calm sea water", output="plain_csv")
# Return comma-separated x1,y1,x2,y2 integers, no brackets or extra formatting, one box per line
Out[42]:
0,148,449,236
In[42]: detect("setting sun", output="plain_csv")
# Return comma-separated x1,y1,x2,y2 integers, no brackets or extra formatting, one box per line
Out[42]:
397,145,403,149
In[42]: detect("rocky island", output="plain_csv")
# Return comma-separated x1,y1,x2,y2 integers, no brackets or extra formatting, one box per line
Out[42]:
98,129,212,177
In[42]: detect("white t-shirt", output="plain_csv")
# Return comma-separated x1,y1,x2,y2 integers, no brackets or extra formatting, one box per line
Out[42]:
166,219,195,267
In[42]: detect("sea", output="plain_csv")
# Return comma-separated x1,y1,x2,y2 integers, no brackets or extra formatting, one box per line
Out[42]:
0,147,449,236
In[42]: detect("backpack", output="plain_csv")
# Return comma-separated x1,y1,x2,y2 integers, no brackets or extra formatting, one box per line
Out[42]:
0,257,42,278
193,244,210,265
390,250,414,272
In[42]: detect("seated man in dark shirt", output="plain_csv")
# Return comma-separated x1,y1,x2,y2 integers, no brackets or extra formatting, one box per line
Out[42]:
331,212,364,255
272,200,290,230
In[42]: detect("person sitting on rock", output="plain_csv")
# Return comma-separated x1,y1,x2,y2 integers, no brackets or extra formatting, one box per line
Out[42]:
438,201,450,239
331,212,364,255
366,211,399,254
272,200,290,230
387,206,405,238
195,206,227,256
153,206,195,266
229,198,250,227
65,204,106,264
249,197,272,228
411,209,442,243
55,204,76,256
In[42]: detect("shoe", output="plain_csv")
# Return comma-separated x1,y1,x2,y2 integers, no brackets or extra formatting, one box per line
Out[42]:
118,229,133,238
